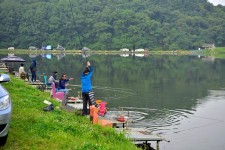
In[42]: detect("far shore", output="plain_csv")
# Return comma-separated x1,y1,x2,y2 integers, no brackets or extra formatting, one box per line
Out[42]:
2,48,225,58
0,48,206,55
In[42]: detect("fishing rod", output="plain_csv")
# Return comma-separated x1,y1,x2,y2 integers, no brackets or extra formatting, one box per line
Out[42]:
68,0,88,61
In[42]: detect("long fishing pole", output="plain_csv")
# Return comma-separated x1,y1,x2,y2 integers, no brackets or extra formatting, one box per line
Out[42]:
68,0,88,61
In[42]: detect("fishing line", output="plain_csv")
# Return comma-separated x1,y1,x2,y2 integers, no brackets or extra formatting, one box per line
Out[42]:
97,95,133,101
68,0,83,49
90,85,134,92
69,84,136,94
94,87,135,94
68,0,88,61
69,85,136,101
173,121,223,134
120,107,157,111
145,111,224,135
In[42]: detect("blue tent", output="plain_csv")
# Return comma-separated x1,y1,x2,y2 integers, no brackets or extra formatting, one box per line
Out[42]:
41,45,52,50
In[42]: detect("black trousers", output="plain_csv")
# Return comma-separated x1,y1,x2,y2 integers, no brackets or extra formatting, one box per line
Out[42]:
31,71,36,82
82,92,90,115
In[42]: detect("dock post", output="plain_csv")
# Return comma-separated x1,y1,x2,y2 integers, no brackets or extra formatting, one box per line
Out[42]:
156,141,160,150
90,105,98,124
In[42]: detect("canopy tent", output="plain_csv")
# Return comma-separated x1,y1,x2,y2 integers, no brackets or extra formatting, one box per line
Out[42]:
1,55,26,74
1,55,26,62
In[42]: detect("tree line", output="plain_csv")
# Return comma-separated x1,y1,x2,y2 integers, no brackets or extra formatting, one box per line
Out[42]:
0,0,225,50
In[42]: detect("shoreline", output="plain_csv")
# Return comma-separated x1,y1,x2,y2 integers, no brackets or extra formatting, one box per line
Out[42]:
0,73,138,150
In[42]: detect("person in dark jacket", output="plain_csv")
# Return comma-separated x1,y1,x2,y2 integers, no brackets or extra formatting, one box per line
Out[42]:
58,74,73,95
80,61,94,116
29,59,37,82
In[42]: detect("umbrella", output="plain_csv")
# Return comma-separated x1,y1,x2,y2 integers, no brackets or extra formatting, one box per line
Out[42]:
1,55,26,62
1,55,26,74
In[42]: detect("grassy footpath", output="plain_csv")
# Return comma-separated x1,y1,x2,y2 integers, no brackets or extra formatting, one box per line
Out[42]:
1,75,138,150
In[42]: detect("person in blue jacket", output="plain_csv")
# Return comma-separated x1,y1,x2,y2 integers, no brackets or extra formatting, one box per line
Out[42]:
29,59,37,82
81,61,94,116
58,74,73,95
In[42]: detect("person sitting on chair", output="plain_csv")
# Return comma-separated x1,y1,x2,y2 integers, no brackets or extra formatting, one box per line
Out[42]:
48,71,58,87
57,74,73,95
19,63,26,79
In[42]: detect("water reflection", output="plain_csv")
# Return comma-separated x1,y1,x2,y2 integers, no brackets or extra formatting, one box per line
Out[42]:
135,53,145,57
29,54,38,58
160,89,225,150
112,107,194,133
120,54,129,57
56,53,66,60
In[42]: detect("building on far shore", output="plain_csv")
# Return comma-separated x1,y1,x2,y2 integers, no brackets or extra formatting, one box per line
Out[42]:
200,43,215,50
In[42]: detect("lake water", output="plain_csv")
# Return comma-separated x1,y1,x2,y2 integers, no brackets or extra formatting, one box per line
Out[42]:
3,53,225,150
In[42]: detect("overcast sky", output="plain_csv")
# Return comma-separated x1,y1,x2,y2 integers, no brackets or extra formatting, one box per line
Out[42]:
208,0,225,5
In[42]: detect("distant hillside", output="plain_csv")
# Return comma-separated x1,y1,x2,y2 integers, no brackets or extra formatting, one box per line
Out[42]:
0,0,225,50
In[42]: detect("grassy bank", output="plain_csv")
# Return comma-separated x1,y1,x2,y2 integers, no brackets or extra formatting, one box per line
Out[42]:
1,75,138,150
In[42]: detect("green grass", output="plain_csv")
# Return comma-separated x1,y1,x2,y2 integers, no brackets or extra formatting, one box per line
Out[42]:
211,47,225,58
1,75,138,150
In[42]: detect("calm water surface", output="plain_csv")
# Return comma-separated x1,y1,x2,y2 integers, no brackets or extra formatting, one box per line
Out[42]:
3,53,225,150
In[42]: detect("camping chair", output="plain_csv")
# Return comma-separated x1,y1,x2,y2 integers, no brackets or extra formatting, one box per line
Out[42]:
43,76,52,90
51,82,65,100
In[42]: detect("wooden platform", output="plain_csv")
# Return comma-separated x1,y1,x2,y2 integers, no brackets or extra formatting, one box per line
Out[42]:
66,103,83,110
115,128,166,150
66,98,83,110
0,67,8,73
0,67,8,70
28,80,45,85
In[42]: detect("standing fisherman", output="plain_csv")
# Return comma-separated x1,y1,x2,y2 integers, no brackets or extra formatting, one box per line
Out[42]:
29,59,37,82
80,61,94,116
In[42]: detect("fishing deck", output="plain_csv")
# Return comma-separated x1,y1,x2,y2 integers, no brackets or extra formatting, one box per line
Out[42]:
115,128,166,150
0,64,8,72
59,100,168,149
66,99,83,110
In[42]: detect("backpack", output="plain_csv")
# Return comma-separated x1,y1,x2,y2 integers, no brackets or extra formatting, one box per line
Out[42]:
20,72,26,80
43,104,54,111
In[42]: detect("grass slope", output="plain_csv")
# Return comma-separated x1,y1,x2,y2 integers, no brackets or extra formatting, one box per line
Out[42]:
1,75,138,150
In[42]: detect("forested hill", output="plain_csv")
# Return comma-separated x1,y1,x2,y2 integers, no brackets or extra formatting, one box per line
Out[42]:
0,0,225,50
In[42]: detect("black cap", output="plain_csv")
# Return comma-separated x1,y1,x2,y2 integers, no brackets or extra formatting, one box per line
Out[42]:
53,71,58,74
